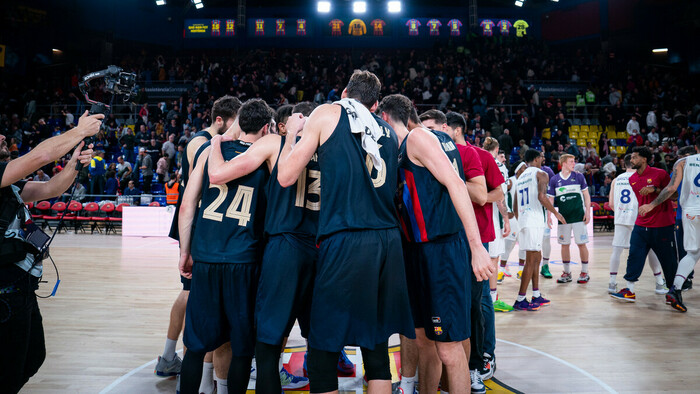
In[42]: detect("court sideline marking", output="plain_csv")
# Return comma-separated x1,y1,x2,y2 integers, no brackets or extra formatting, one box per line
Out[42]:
496,338,617,393
99,340,617,393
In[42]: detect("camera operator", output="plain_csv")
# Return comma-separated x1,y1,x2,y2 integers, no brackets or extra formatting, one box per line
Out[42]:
0,111,103,393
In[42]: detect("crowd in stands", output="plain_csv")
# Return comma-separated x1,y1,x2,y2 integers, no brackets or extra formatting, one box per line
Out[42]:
1,39,698,202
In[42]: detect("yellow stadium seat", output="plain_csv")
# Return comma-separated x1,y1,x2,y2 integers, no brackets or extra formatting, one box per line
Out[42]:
588,138,596,145
579,132,588,139
570,131,578,139
570,125,580,133
577,139,586,146
591,125,600,133
580,125,590,133
542,131,551,139
606,125,615,133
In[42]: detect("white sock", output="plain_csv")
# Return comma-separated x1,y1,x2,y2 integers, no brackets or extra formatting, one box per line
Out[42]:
609,246,623,284
162,338,177,362
517,294,526,302
533,289,541,298
563,262,571,273
490,289,498,303
400,374,416,394
581,262,589,274
441,390,449,394
198,362,214,394
674,251,700,290
648,250,666,285
215,372,228,394
627,281,635,293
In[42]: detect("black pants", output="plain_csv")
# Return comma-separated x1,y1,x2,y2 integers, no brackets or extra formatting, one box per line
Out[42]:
468,272,484,371
142,175,153,193
625,225,678,286
0,265,46,394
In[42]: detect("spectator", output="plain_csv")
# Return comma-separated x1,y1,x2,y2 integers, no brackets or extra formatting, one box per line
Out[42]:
498,128,514,156
72,181,87,202
116,156,133,190
123,180,141,205
626,115,640,135
139,147,153,193
647,128,660,145
89,150,107,196
120,127,136,163
33,169,50,182
156,153,169,183
599,174,613,197
104,170,119,198
136,124,150,147
162,133,177,165
646,108,658,130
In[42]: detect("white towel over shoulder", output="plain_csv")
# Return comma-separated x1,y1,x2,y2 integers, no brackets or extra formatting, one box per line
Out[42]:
334,98,384,171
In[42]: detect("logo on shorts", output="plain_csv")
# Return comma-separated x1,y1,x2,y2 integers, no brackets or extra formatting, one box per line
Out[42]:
434,326,443,336
581,234,588,241
559,235,565,241
432,316,441,324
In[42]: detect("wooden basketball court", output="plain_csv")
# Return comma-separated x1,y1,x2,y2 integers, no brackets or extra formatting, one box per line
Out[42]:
18,232,700,393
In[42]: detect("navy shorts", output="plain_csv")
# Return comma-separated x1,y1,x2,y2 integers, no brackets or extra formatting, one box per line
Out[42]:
309,228,415,352
404,233,470,342
180,275,191,291
256,233,317,345
183,262,259,356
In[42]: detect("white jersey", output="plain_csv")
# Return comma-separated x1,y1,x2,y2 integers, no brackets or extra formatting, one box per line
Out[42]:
613,171,638,226
517,166,546,228
680,154,700,216
492,160,509,231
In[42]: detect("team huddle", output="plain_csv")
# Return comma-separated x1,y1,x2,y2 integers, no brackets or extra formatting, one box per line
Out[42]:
150,70,700,394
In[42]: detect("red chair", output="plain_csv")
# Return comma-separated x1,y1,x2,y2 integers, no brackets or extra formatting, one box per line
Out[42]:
67,201,85,232
44,202,69,232
33,201,51,228
76,202,95,233
101,203,117,234
602,202,615,221
83,202,105,234
108,203,130,234
149,201,161,207
591,202,610,231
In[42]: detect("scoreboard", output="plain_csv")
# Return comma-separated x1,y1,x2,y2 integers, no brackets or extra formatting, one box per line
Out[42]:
185,19,237,38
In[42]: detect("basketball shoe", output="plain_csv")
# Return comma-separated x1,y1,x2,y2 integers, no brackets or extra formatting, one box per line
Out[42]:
666,287,687,312
610,288,636,302
577,273,590,283
655,282,669,295
493,299,514,312
470,369,486,394
540,264,552,278
557,272,573,283
154,355,182,377
531,295,550,306
513,299,540,311
280,367,309,389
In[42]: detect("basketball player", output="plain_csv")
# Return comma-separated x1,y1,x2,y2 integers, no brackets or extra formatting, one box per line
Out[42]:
177,99,275,394
380,94,493,394
276,70,415,393
206,102,321,391
539,164,556,279
422,110,497,390
515,150,565,311
610,147,677,306
672,146,697,292
499,163,527,283
638,137,700,312
156,96,241,392
482,137,513,313
547,154,591,284
608,154,668,295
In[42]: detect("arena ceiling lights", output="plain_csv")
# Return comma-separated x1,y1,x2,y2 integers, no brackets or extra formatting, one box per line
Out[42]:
388,1,402,13
193,0,204,9
515,0,524,6
353,1,367,13
317,1,331,13
155,0,166,5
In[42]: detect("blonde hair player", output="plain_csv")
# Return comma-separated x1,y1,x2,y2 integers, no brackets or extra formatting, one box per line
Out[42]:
547,154,592,284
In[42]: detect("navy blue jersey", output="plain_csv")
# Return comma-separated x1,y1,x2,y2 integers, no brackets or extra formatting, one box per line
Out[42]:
397,129,465,242
181,130,212,189
265,136,320,237
191,140,269,263
316,108,399,239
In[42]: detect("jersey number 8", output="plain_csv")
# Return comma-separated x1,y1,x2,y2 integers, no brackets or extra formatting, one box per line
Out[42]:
620,189,631,204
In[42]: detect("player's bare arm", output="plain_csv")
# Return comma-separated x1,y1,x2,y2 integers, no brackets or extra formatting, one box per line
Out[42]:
466,175,488,206
408,128,495,281
538,172,566,224
178,148,209,278
639,159,684,216
496,200,511,237
582,188,592,224
278,109,330,187
608,180,616,211
208,134,280,185
486,184,504,203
